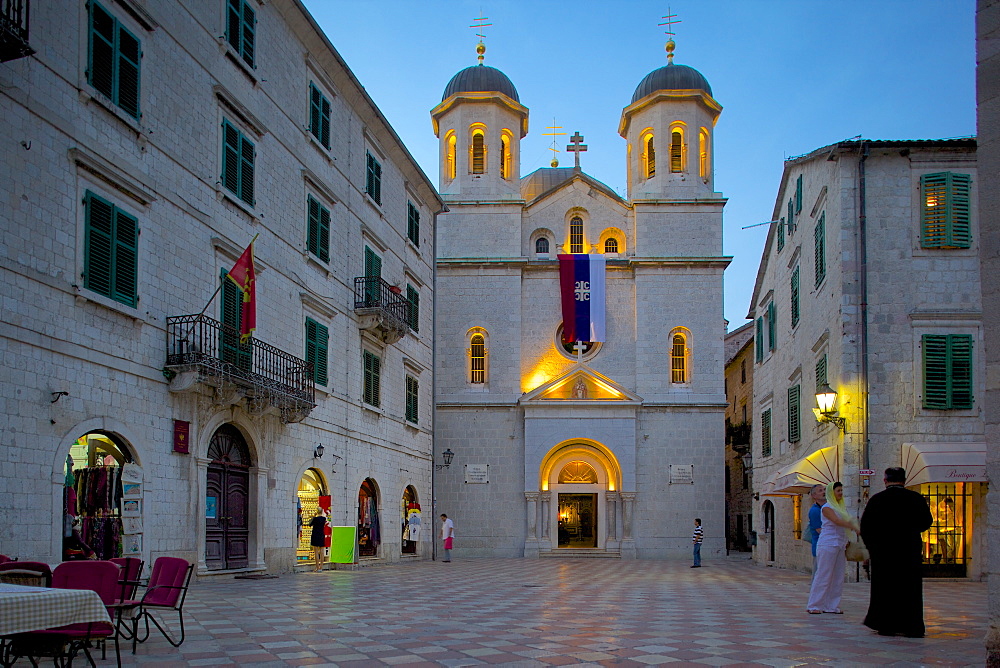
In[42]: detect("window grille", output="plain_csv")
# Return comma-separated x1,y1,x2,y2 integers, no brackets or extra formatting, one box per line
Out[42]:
470,334,486,384
569,217,584,254
671,334,687,383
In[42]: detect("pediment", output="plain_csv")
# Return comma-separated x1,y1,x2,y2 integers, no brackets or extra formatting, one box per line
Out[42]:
521,365,642,403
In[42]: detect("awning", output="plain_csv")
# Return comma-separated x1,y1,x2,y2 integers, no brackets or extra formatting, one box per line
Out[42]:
764,446,839,496
901,442,987,486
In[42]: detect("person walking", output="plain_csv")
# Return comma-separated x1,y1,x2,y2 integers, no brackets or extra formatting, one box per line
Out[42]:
309,509,327,572
808,484,826,576
806,481,858,614
860,466,934,637
440,514,454,562
691,518,703,568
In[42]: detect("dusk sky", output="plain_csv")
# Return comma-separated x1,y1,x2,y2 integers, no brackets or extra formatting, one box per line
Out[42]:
303,1,977,327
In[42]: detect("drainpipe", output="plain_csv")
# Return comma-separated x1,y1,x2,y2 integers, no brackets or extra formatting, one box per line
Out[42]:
858,142,870,474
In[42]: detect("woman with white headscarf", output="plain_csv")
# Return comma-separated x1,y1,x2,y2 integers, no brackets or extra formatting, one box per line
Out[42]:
806,481,860,614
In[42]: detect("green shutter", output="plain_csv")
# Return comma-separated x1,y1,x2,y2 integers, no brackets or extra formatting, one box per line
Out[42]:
366,152,381,204
306,196,330,262
84,192,114,299
762,408,772,457
755,317,763,362
406,375,418,423
790,267,800,328
923,334,974,409
949,335,973,409
363,350,381,407
220,269,250,371
815,355,827,393
88,2,141,119
814,213,826,287
406,285,419,332
309,83,331,149
226,0,242,53
407,202,420,247
112,208,138,307
767,301,776,351
240,1,255,68
921,172,972,249
363,246,381,304
305,318,328,386
777,216,785,252
222,120,240,195
238,132,255,206
318,204,330,262
116,24,141,118
788,199,794,233
787,385,800,443
795,175,803,213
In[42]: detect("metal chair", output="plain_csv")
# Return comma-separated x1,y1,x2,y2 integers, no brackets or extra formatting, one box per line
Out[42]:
123,556,194,652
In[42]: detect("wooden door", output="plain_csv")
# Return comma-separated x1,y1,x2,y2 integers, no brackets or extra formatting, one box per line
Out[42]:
205,425,251,570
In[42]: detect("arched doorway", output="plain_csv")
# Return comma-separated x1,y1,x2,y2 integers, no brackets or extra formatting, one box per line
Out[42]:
762,500,776,562
556,461,599,548
296,468,329,565
62,432,138,560
539,442,621,551
205,425,251,570
401,485,420,555
358,478,380,558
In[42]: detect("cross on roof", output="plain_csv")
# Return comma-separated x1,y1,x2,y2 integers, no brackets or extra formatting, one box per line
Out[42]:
658,9,681,37
566,132,588,169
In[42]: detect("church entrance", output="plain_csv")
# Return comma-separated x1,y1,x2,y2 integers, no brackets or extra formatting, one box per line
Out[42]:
557,493,597,548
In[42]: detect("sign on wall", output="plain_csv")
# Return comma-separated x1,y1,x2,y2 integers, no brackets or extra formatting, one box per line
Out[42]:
465,464,489,484
669,464,694,484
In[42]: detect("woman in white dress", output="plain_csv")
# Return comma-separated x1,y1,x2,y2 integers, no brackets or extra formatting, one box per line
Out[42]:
806,481,860,614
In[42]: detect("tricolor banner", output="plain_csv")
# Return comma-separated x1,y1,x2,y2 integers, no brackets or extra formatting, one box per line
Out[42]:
559,254,606,344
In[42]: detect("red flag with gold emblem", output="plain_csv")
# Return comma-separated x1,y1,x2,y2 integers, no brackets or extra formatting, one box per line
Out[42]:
226,241,256,342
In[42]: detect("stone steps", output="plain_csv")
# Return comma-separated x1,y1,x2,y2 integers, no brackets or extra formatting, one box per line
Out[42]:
539,549,621,559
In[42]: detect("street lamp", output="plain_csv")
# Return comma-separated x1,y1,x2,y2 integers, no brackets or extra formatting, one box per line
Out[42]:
435,448,454,470
813,383,847,432
313,444,325,459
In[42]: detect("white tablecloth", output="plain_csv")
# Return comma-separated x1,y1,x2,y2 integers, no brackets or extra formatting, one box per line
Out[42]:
0,584,110,636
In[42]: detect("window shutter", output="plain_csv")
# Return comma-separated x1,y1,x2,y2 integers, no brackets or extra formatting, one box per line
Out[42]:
318,205,330,262
363,350,381,406
790,267,800,328
372,353,381,407
307,196,320,258
320,97,331,148
923,172,972,249
787,385,800,443
226,0,242,53
112,208,138,307
240,1,255,67
815,355,827,393
222,120,240,195
761,408,772,457
755,317,763,362
777,216,785,252
305,318,328,386
116,24,141,118
88,3,115,100
406,285,419,332
767,301,776,351
309,84,321,143
795,175,803,213
407,202,420,246
922,335,949,409
239,132,255,206
220,270,248,370
949,173,972,248
949,334,973,409
84,193,115,299
406,376,418,423
787,199,794,233
814,213,826,287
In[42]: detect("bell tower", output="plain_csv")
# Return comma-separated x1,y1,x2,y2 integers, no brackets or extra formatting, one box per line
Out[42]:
430,42,528,199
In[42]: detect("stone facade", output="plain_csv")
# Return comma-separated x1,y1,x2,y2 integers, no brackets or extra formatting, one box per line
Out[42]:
724,322,754,552
749,139,983,576
0,0,440,573
432,48,729,560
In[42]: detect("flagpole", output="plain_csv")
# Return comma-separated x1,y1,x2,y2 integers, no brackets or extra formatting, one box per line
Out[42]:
182,234,258,343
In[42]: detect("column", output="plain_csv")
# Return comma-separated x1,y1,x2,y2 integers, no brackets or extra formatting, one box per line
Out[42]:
540,491,551,540
525,492,539,540
605,491,619,542
621,492,636,540
195,457,210,572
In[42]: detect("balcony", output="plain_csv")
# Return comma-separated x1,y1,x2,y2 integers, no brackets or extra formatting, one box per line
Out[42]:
1,0,34,63
165,314,315,423
353,276,409,344
726,421,752,451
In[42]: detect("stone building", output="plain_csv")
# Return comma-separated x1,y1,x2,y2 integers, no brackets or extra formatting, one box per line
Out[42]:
431,40,730,559
0,0,441,572
724,322,754,553
748,139,984,576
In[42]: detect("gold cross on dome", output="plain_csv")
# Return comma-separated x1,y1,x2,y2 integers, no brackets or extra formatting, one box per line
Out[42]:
566,132,588,169
658,8,681,37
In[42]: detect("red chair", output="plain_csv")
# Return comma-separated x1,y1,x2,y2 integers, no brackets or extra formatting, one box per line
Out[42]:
123,556,194,652
0,554,12,564
0,560,52,587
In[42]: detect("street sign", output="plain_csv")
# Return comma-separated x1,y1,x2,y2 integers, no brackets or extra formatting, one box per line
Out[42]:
859,469,875,475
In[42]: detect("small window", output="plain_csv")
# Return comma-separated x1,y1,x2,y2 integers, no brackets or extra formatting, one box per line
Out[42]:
671,334,687,383
407,202,420,247
225,0,256,68
921,172,972,249
87,1,141,119
83,191,138,307
535,238,550,255
309,83,331,149
470,333,486,384
405,375,419,423
363,350,381,407
569,217,584,254
500,133,511,180
306,196,331,262
670,128,683,172
643,133,656,178
406,284,419,332
790,266,800,328
761,408,772,457
922,334,973,409
221,119,255,206
446,133,457,180
471,130,485,174
305,317,329,386
815,355,828,392
814,212,826,287
698,128,709,178
740,359,746,384
604,238,618,255
787,384,800,443
365,151,381,205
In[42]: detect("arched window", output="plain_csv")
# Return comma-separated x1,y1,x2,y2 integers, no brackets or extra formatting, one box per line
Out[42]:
446,132,457,180
536,237,550,255
500,133,511,180
470,333,486,384
699,128,710,179
604,238,618,255
642,132,655,178
671,333,687,383
670,128,684,173
471,129,485,174
569,217,584,254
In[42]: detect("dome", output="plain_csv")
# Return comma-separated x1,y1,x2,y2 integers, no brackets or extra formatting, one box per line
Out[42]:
442,64,519,103
631,63,712,104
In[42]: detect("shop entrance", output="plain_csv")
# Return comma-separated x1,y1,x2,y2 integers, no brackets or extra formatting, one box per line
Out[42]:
296,469,329,564
401,486,420,555
205,425,251,570
557,493,597,548
762,500,776,561
358,478,380,558
921,482,972,578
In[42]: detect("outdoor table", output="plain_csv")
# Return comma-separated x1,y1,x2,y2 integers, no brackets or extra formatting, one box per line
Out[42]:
0,583,109,636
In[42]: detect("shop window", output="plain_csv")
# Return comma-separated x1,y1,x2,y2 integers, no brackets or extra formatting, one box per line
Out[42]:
358,478,380,557
296,469,329,564
921,482,972,577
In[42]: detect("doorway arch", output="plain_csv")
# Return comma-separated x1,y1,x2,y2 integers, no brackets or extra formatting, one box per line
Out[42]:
400,485,420,555
762,499,776,562
358,478,380,558
205,424,252,570
539,441,621,550
296,468,329,565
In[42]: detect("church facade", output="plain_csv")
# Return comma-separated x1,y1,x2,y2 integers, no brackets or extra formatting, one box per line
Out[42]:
432,42,730,559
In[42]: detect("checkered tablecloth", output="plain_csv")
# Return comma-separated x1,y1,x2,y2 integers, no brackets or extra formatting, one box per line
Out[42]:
0,583,110,636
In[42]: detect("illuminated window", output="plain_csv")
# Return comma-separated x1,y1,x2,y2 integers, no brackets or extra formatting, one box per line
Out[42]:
471,129,485,174
470,333,486,384
642,132,655,178
535,238,549,255
671,334,687,383
604,238,618,254
921,172,972,249
500,132,511,180
446,132,456,180
670,128,684,172
569,217,584,254
558,461,598,484
699,128,709,178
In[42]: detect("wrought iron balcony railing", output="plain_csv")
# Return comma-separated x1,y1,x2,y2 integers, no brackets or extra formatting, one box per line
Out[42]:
165,314,315,421
1,0,34,63
353,276,410,344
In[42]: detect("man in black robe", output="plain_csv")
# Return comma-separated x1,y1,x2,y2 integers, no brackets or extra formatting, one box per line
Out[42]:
860,466,934,637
